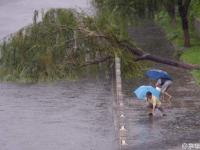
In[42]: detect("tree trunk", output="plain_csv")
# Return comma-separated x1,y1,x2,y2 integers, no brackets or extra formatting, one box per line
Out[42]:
183,28,190,47
178,0,191,47
78,26,200,70
164,0,177,27
117,40,200,70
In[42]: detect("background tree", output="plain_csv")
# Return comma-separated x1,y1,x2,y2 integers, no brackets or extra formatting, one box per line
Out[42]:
93,0,194,47
163,0,177,26
178,0,191,47
1,4,200,82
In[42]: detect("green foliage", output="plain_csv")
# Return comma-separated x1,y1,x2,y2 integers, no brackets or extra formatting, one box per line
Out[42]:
0,9,93,82
93,0,163,39
156,8,200,47
181,46,200,84
0,8,143,82
181,46,200,64
155,11,184,47
190,0,200,18
120,50,147,79
156,8,200,84
93,0,200,48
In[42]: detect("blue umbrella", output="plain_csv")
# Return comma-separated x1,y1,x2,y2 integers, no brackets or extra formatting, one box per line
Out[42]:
146,69,172,80
133,85,160,100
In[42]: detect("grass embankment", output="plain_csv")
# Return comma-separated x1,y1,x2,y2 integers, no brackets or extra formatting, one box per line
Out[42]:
156,12,200,84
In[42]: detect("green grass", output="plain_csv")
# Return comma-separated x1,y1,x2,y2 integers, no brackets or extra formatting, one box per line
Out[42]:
181,46,200,84
181,46,200,64
180,25,200,84
156,12,200,84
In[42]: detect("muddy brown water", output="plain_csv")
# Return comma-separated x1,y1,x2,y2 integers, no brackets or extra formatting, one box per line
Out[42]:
0,79,118,150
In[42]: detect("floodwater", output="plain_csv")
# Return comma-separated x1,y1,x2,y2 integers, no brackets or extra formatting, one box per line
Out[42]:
123,67,200,150
0,79,118,150
0,1,119,149
122,21,200,150
0,0,91,40
1,1,200,149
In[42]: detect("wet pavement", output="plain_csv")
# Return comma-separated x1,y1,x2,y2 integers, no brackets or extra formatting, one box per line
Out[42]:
123,68,200,150
0,79,118,150
0,1,119,149
121,21,200,150
0,1,200,149
0,0,91,40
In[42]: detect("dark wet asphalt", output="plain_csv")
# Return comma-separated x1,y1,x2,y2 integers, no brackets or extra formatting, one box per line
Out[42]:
0,79,118,150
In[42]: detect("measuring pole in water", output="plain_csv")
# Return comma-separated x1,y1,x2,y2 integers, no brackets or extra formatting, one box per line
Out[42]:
114,56,128,149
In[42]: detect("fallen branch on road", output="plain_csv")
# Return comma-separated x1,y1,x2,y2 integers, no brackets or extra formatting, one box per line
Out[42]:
118,40,200,70
76,27,200,70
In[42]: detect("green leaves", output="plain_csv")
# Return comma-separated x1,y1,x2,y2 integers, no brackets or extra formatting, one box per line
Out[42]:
190,0,200,18
0,8,144,82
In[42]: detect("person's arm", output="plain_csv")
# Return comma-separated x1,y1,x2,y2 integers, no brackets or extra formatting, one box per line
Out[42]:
156,79,161,87
152,98,156,113
145,97,148,105
152,103,156,112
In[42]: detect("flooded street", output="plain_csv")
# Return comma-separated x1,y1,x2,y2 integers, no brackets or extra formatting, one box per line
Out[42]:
0,0,91,39
0,1,119,149
123,68,200,150
0,0,200,149
0,79,118,150
122,22,200,150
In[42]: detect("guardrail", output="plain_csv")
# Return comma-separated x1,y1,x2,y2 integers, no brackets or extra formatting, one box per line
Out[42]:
112,56,128,150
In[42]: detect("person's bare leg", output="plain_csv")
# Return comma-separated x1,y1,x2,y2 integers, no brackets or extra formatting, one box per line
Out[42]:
160,93,165,102
164,92,172,103
148,104,153,116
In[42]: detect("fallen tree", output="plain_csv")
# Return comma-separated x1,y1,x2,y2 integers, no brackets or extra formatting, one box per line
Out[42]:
78,27,200,70
0,8,199,82
118,40,200,70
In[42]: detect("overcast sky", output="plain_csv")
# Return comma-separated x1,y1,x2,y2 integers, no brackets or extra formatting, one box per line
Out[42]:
0,0,91,40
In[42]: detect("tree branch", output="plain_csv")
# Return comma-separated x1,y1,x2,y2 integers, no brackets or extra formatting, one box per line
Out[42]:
80,56,112,67
66,27,200,70
118,40,200,70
